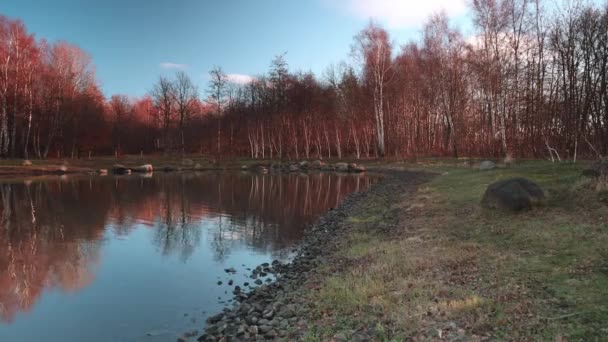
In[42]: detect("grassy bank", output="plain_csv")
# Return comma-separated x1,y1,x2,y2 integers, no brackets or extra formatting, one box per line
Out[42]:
299,161,608,341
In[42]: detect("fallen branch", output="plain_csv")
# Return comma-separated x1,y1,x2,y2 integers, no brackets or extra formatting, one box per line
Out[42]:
583,134,604,160
545,140,561,162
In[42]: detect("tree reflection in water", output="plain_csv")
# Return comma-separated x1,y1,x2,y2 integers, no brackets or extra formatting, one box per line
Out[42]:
0,171,377,323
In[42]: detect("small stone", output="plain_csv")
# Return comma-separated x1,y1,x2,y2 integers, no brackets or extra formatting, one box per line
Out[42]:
333,333,348,342
259,325,272,334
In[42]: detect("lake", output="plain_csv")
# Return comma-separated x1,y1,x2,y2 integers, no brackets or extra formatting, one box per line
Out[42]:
0,171,377,342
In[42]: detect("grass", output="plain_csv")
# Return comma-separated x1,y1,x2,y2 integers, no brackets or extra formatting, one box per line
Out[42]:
301,160,608,340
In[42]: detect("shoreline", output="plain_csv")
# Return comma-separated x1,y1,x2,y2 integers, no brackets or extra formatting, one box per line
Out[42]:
197,169,433,341
0,157,371,180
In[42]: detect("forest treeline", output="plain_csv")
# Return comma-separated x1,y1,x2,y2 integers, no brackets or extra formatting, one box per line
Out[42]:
1,0,607,160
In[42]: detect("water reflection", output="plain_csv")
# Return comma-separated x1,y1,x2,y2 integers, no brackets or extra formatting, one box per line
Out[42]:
0,172,377,329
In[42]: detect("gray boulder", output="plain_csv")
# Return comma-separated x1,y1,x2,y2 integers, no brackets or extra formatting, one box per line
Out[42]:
112,164,131,175
481,177,545,211
582,160,608,178
288,165,299,172
479,160,497,171
132,164,153,173
299,161,309,169
311,160,325,168
335,162,349,172
348,163,366,173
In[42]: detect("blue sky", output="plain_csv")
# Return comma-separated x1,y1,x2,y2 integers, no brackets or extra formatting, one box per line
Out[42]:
1,0,472,98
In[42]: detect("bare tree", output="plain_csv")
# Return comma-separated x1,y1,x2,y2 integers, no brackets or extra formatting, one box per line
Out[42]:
207,66,228,156
352,22,393,157
174,71,198,155
151,76,175,154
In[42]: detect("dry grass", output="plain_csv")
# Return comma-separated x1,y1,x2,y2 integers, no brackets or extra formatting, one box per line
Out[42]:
302,161,608,341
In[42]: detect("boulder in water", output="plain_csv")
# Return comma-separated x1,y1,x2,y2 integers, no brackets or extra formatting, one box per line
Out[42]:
112,164,131,175
132,164,153,173
311,160,325,169
335,162,349,172
348,163,366,173
481,177,545,211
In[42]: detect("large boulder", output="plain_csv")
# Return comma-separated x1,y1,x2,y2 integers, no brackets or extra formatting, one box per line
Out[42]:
288,165,299,172
55,165,68,175
335,162,349,172
299,161,309,169
132,164,153,173
112,164,131,175
479,160,497,171
481,178,545,211
348,163,366,173
582,160,608,178
311,160,325,169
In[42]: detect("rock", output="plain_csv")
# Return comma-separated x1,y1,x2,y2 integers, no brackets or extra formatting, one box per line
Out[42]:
289,165,299,172
333,333,348,342
258,166,268,173
132,164,153,173
56,165,68,174
207,313,224,324
184,330,198,337
335,162,349,172
481,177,545,211
146,329,169,337
311,160,325,168
182,159,194,166
98,169,108,175
258,325,272,334
299,161,309,169
112,164,131,175
479,160,497,171
225,267,236,274
21,160,32,166
348,163,366,173
248,325,258,335
194,163,203,170
582,160,608,178
241,165,250,170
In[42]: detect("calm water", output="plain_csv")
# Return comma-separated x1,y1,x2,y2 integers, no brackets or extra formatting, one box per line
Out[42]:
0,171,377,342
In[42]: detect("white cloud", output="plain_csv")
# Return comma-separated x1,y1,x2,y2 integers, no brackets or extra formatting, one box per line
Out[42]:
226,73,255,85
160,62,188,70
343,0,467,29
